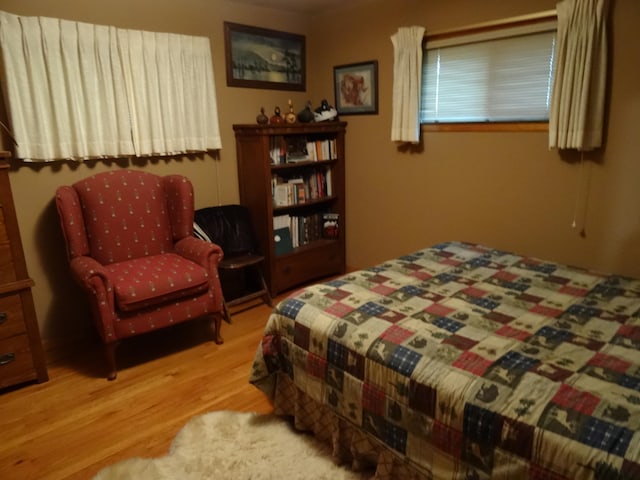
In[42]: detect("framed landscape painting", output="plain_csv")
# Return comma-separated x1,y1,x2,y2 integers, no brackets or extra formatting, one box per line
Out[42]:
224,22,306,91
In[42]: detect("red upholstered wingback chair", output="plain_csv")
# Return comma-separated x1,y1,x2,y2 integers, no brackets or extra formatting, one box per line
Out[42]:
55,169,224,380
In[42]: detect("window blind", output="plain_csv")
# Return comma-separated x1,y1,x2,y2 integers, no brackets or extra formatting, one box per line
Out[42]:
420,29,556,123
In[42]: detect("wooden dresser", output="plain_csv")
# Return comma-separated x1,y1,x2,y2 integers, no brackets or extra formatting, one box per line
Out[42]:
0,152,48,389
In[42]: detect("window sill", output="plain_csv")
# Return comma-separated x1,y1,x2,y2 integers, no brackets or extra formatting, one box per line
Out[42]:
421,122,548,132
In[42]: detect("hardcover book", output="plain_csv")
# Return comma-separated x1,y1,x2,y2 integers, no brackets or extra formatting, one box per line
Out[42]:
322,213,339,239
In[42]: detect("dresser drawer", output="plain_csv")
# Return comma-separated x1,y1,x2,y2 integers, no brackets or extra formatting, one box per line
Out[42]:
0,334,36,389
273,243,344,293
0,207,17,285
0,293,26,339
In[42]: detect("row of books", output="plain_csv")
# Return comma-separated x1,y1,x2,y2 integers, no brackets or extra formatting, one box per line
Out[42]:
273,212,340,254
269,136,337,164
272,169,333,207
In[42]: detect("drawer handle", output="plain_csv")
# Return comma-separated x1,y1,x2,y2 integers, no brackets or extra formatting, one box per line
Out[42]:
0,312,7,325
0,352,16,366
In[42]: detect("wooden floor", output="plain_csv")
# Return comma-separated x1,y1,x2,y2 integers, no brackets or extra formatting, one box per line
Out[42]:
0,299,277,480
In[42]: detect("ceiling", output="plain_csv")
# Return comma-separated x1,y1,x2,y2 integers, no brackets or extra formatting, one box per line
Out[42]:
229,0,364,14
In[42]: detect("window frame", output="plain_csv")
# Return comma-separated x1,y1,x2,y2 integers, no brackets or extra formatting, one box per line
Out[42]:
421,10,557,133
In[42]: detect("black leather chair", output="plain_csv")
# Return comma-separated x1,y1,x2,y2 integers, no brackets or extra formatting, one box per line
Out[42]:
194,205,272,322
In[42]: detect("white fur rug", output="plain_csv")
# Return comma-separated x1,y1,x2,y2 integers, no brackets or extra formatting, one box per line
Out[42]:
93,410,369,480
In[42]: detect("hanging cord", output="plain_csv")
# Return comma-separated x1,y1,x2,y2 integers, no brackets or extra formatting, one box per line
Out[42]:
213,151,222,206
571,151,590,238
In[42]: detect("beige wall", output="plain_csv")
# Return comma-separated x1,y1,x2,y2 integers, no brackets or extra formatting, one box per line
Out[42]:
308,0,640,277
1,0,639,347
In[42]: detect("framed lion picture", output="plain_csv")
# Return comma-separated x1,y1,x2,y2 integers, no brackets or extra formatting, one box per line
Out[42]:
333,60,378,115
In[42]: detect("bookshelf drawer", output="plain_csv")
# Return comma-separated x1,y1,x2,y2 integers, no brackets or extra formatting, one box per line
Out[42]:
273,243,343,293
0,333,36,389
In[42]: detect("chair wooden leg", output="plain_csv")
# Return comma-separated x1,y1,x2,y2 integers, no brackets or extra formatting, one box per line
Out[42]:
210,313,224,345
222,298,232,324
258,268,273,308
104,342,118,381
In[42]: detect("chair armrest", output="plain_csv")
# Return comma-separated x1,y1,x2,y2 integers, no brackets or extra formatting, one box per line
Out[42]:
175,236,224,269
175,236,225,312
69,256,118,341
70,256,110,288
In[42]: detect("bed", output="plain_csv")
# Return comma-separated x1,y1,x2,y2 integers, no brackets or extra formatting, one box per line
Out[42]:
249,241,640,479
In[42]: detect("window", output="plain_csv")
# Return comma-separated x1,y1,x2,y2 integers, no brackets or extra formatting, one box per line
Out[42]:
420,18,557,125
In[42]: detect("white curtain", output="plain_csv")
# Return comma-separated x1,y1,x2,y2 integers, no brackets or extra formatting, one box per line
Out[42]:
0,12,134,160
549,0,609,151
120,31,221,156
390,26,425,144
0,11,222,161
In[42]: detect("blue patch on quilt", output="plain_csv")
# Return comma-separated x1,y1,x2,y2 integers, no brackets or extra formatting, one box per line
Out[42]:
519,262,557,274
505,280,531,292
325,279,349,288
399,285,425,297
565,304,602,319
468,296,500,310
433,316,464,333
380,419,408,453
278,298,305,319
463,403,503,444
368,266,387,273
579,417,633,456
495,351,540,373
327,339,349,369
619,374,640,391
588,284,625,300
359,301,388,317
387,346,422,376
466,257,492,269
536,326,574,342
435,273,460,283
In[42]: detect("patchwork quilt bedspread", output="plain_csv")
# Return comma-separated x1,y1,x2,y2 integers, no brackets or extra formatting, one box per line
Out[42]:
250,241,640,479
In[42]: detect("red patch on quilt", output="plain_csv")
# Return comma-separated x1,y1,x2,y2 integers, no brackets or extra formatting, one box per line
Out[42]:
529,304,564,318
492,270,518,282
362,382,386,416
484,311,515,324
380,325,414,344
558,285,590,297
552,384,600,415
461,286,488,298
588,352,631,373
306,352,327,379
452,351,491,376
495,325,531,341
425,303,456,317
432,420,463,458
443,334,478,352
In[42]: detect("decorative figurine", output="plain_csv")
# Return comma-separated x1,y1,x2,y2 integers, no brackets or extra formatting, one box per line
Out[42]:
313,99,338,122
297,101,315,123
269,106,283,124
285,99,297,124
256,107,268,125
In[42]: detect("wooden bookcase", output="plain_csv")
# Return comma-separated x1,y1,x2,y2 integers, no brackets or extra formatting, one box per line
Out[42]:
234,122,347,296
